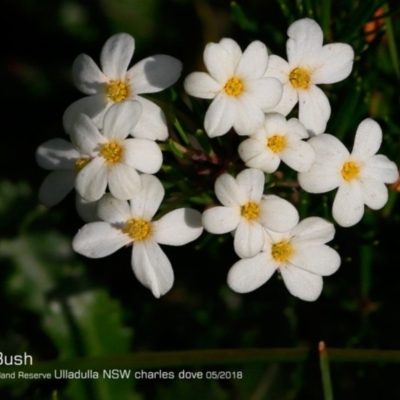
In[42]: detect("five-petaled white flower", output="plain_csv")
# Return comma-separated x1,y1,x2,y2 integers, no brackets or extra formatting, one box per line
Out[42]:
71,100,163,202
264,18,354,136
63,33,182,140
238,112,316,173
72,175,203,298
202,168,299,258
227,217,340,301
298,119,399,227
184,38,283,137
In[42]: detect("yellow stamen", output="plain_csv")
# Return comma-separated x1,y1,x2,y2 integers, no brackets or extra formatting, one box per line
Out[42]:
267,135,286,153
107,80,129,102
241,202,259,220
224,77,244,96
100,142,122,164
289,67,311,89
341,161,360,181
75,158,90,173
271,241,293,262
124,219,151,241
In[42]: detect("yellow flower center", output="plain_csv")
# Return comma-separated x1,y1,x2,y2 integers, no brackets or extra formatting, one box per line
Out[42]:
271,241,293,262
107,80,129,102
341,161,360,181
267,135,286,153
100,142,123,164
224,77,244,96
241,202,259,220
125,219,151,241
289,67,311,89
74,158,91,173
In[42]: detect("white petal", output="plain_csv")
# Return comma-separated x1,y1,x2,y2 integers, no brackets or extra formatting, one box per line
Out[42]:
287,18,323,66
233,94,265,135
36,138,79,170
75,194,99,223
298,85,330,135
332,182,364,227
264,55,290,83
100,33,134,80
102,101,142,140
72,54,108,95
72,222,131,258
291,217,335,244
236,41,268,79
184,72,221,99
38,170,75,207
71,113,106,155
236,168,265,202
240,146,281,173
259,195,299,232
361,155,399,183
298,163,342,193
245,77,283,111
214,173,246,207
219,38,242,67
359,178,388,210
97,193,131,225
107,163,141,200
311,43,354,84
129,174,164,220
280,266,323,301
234,219,265,258
204,41,235,85
202,206,240,234
291,244,340,276
63,95,109,135
132,240,174,298
286,117,309,139
227,252,276,293
153,209,203,245
281,140,316,172
76,157,107,201
122,138,162,173
127,55,182,94
351,119,382,161
131,96,168,141
204,93,236,137
267,82,298,116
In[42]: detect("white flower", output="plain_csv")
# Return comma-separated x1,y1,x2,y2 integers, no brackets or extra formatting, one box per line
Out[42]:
202,168,299,258
63,33,182,140
227,217,340,301
184,38,283,137
72,175,203,298
71,100,163,202
264,18,354,135
238,112,316,173
298,119,399,227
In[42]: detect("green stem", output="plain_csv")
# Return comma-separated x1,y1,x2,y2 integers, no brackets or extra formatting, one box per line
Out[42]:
319,342,334,400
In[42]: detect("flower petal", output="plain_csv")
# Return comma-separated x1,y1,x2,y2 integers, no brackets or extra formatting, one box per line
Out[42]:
227,252,276,293
63,94,109,135
184,72,221,99
132,240,174,298
204,41,236,85
97,193,131,225
204,93,236,137
130,174,164,220
131,96,168,141
214,173,246,207
236,168,265,203
281,140,316,172
233,93,265,135
127,55,182,94
71,113,106,155
264,55,290,83
234,219,265,258
236,41,268,79
72,54,108,95
36,138,79,170
245,77,283,112
332,181,364,227
280,266,323,301
107,163,141,200
202,206,240,234
298,163,342,193
267,82,298,116
72,221,131,258
76,156,107,201
75,194,99,222
291,217,335,244
359,178,388,210
102,101,142,140
298,85,330,135
219,38,242,67
361,154,399,183
122,138,162,174
100,33,134,80
38,170,75,207
153,209,203,245
351,119,382,161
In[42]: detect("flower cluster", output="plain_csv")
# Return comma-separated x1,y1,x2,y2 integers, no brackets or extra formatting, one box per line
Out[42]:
37,18,398,302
